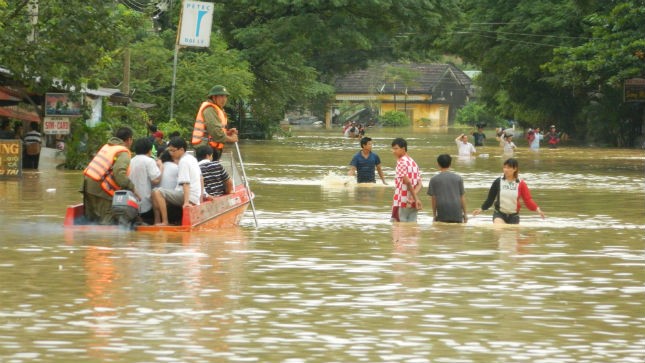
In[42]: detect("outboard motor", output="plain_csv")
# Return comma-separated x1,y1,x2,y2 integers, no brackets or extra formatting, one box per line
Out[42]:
111,190,139,229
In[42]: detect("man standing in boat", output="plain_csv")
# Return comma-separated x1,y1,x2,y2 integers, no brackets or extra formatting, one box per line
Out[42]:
191,85,239,159
83,127,136,225
348,137,387,184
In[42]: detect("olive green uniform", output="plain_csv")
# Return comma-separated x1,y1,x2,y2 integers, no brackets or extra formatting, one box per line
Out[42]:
195,103,228,147
83,137,135,225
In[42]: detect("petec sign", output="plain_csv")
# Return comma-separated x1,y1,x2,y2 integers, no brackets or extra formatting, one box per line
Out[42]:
178,1,214,47
0,140,22,177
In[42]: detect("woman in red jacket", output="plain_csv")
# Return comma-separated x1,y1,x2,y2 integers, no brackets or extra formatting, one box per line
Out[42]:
473,158,545,224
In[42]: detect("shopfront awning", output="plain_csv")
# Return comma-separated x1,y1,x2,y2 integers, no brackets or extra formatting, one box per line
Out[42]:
0,87,22,106
0,105,41,123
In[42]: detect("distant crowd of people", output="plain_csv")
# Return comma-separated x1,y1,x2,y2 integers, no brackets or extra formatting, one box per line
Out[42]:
342,121,366,139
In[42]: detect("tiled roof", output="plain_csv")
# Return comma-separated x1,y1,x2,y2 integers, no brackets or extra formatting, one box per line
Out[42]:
334,63,472,95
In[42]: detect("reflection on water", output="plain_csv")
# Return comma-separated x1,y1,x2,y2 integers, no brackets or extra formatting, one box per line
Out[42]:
1,131,644,362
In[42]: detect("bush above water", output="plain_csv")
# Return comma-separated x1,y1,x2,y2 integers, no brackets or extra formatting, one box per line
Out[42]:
380,111,411,127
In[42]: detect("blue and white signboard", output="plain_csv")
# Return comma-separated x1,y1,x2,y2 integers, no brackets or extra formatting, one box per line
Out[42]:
178,1,214,47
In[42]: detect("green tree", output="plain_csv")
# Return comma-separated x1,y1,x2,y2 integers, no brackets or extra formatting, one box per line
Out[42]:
444,0,589,131
455,102,504,127
0,1,145,96
215,0,460,135
543,1,645,146
444,0,645,146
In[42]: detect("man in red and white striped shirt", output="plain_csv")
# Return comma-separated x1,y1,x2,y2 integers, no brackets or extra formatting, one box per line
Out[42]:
390,138,423,222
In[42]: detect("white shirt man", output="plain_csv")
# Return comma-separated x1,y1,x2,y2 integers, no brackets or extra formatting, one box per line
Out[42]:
455,134,476,157
151,138,203,225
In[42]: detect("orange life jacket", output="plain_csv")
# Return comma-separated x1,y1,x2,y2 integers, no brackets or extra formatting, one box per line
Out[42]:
83,144,131,196
191,101,228,149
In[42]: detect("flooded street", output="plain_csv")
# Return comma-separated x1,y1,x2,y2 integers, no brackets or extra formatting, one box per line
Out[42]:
1,128,644,362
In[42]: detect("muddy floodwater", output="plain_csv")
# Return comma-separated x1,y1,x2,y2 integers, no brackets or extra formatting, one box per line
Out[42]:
1,127,644,363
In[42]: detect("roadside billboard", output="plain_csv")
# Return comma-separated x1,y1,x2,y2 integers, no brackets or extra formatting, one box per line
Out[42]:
45,93,82,117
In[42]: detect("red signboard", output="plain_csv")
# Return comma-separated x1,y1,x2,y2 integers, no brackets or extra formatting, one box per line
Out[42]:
43,116,71,135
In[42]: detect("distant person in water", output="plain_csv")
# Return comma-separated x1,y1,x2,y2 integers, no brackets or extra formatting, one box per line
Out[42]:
472,158,545,224
547,125,560,148
502,134,517,155
472,125,486,147
455,133,476,157
527,127,543,150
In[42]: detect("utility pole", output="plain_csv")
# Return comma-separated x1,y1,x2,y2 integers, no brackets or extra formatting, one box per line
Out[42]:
123,48,131,97
27,0,38,42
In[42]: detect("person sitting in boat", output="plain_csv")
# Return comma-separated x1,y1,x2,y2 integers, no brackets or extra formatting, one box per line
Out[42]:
158,149,179,190
196,145,233,198
156,148,183,224
128,137,162,225
150,137,203,226
82,127,136,225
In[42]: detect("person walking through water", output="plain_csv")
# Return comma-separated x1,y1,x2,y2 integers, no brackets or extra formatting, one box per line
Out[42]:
427,154,468,223
191,85,238,159
502,133,517,156
348,136,387,184
527,127,543,150
390,138,422,222
472,158,545,224
546,125,560,148
472,125,486,147
23,122,42,169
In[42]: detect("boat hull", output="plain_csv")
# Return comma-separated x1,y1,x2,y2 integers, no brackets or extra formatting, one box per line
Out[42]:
64,187,252,232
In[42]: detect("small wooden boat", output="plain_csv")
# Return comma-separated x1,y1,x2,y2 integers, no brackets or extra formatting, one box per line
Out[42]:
63,186,253,232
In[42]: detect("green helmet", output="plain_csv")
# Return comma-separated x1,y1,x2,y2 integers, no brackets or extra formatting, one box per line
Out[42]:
207,85,230,97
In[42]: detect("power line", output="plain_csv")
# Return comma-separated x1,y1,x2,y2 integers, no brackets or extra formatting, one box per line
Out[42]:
119,0,170,13
461,28,595,40
453,32,586,48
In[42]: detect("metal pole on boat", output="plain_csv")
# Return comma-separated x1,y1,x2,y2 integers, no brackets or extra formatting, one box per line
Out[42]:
234,142,258,227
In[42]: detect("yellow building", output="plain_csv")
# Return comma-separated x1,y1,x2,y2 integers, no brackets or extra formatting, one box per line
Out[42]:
333,63,474,128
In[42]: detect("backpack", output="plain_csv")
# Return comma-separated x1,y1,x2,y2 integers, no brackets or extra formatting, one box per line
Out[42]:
25,142,41,156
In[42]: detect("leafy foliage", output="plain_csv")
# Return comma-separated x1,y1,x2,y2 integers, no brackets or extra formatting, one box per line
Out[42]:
541,1,645,146
455,102,504,127
544,2,645,89
215,0,459,131
0,1,145,93
63,102,150,170
380,110,410,127
445,0,645,146
4,0,642,147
